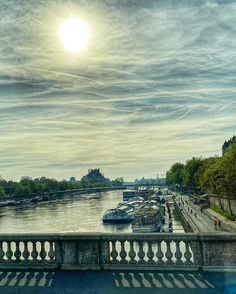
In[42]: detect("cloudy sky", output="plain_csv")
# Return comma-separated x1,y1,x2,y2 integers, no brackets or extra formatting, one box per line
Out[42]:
0,0,236,181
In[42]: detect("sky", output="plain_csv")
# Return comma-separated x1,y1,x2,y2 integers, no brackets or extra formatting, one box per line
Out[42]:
0,0,236,181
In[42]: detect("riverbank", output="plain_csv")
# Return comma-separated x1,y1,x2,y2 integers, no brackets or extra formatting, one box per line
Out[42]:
0,186,125,208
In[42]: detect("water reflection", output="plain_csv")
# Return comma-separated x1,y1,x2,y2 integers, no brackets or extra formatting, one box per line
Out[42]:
0,191,185,234
0,191,131,233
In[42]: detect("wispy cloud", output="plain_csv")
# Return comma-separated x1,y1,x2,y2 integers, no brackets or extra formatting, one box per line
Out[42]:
0,0,236,180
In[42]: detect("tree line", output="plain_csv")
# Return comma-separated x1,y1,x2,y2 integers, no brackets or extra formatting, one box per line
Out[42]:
166,142,236,216
0,176,124,199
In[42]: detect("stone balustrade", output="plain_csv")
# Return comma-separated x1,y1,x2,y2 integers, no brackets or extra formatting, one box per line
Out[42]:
0,233,235,271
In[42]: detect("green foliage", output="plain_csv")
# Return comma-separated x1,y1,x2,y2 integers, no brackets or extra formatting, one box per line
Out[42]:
211,205,235,221
166,163,184,188
198,157,219,192
182,157,204,193
200,144,236,215
0,175,112,198
111,177,124,187
0,167,121,200
0,186,5,198
166,142,236,217
221,144,236,200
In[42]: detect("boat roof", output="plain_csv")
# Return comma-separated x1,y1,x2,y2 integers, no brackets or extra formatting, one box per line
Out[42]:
104,209,129,215
135,207,159,216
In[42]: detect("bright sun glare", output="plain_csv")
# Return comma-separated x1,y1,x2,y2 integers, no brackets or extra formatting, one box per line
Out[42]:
59,18,90,52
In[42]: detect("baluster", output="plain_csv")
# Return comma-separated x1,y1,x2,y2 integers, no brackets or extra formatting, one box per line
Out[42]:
6,242,13,261
23,241,30,261
184,242,192,265
137,241,146,264
119,240,128,264
147,241,155,264
31,241,38,261
48,242,55,261
174,241,183,265
128,241,137,264
156,241,164,264
14,241,21,262
40,241,47,261
110,241,118,263
165,240,174,265
0,242,4,261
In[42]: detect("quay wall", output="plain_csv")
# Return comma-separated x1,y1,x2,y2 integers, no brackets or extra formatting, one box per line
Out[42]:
0,186,125,206
208,195,236,215
174,201,198,233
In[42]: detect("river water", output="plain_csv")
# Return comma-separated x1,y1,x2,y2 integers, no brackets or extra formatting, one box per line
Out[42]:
0,190,184,234
0,190,131,233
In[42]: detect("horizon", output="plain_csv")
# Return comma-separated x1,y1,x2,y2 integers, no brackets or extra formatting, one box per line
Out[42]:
1,0,235,181
0,145,222,182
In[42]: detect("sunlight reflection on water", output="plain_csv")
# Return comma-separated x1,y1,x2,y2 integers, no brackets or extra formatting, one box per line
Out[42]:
0,191,131,233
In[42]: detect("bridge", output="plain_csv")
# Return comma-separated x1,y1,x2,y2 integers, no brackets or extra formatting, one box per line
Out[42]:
124,184,164,188
0,233,235,293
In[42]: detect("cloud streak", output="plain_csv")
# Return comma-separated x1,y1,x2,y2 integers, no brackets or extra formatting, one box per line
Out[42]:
0,0,236,180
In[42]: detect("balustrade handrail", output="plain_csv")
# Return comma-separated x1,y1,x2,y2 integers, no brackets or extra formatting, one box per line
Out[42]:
0,233,235,271
0,232,235,239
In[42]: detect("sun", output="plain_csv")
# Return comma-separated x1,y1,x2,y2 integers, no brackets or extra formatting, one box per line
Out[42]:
59,18,90,52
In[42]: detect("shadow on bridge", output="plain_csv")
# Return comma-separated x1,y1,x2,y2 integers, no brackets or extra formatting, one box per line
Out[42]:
0,270,235,294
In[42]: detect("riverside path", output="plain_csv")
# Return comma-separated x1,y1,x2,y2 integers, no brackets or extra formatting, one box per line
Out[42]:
176,194,235,233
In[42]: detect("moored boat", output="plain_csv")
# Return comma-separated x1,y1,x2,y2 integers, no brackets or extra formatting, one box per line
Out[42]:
132,205,164,233
123,190,139,201
102,209,133,223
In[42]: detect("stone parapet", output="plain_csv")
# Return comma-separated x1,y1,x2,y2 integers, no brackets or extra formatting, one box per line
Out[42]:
0,233,235,271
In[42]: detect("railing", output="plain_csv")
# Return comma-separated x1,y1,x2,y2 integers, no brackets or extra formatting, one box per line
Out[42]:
102,234,198,270
0,233,235,271
0,235,59,269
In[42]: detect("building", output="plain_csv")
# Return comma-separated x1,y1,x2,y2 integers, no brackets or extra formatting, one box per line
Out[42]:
81,169,111,185
69,177,76,184
134,177,166,186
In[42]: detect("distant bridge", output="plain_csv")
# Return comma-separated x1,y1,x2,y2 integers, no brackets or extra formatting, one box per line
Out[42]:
124,183,166,188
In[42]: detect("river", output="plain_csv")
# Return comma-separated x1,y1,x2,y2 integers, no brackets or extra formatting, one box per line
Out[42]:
0,190,131,233
0,190,184,234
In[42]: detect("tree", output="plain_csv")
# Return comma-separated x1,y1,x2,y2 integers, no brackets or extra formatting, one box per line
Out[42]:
200,145,236,216
166,163,184,191
111,177,124,187
219,144,236,215
182,157,204,194
0,186,5,198
200,157,224,210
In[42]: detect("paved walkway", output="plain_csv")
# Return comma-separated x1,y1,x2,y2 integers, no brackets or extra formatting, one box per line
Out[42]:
0,270,235,294
176,195,235,233
207,208,236,231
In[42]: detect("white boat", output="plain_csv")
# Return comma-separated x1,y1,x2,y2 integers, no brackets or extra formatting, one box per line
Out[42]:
123,190,139,201
132,206,164,233
102,209,134,223
117,204,134,215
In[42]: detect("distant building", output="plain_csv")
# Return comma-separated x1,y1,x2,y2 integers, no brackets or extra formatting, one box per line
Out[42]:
69,177,76,183
222,135,236,155
81,169,111,185
134,177,166,186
